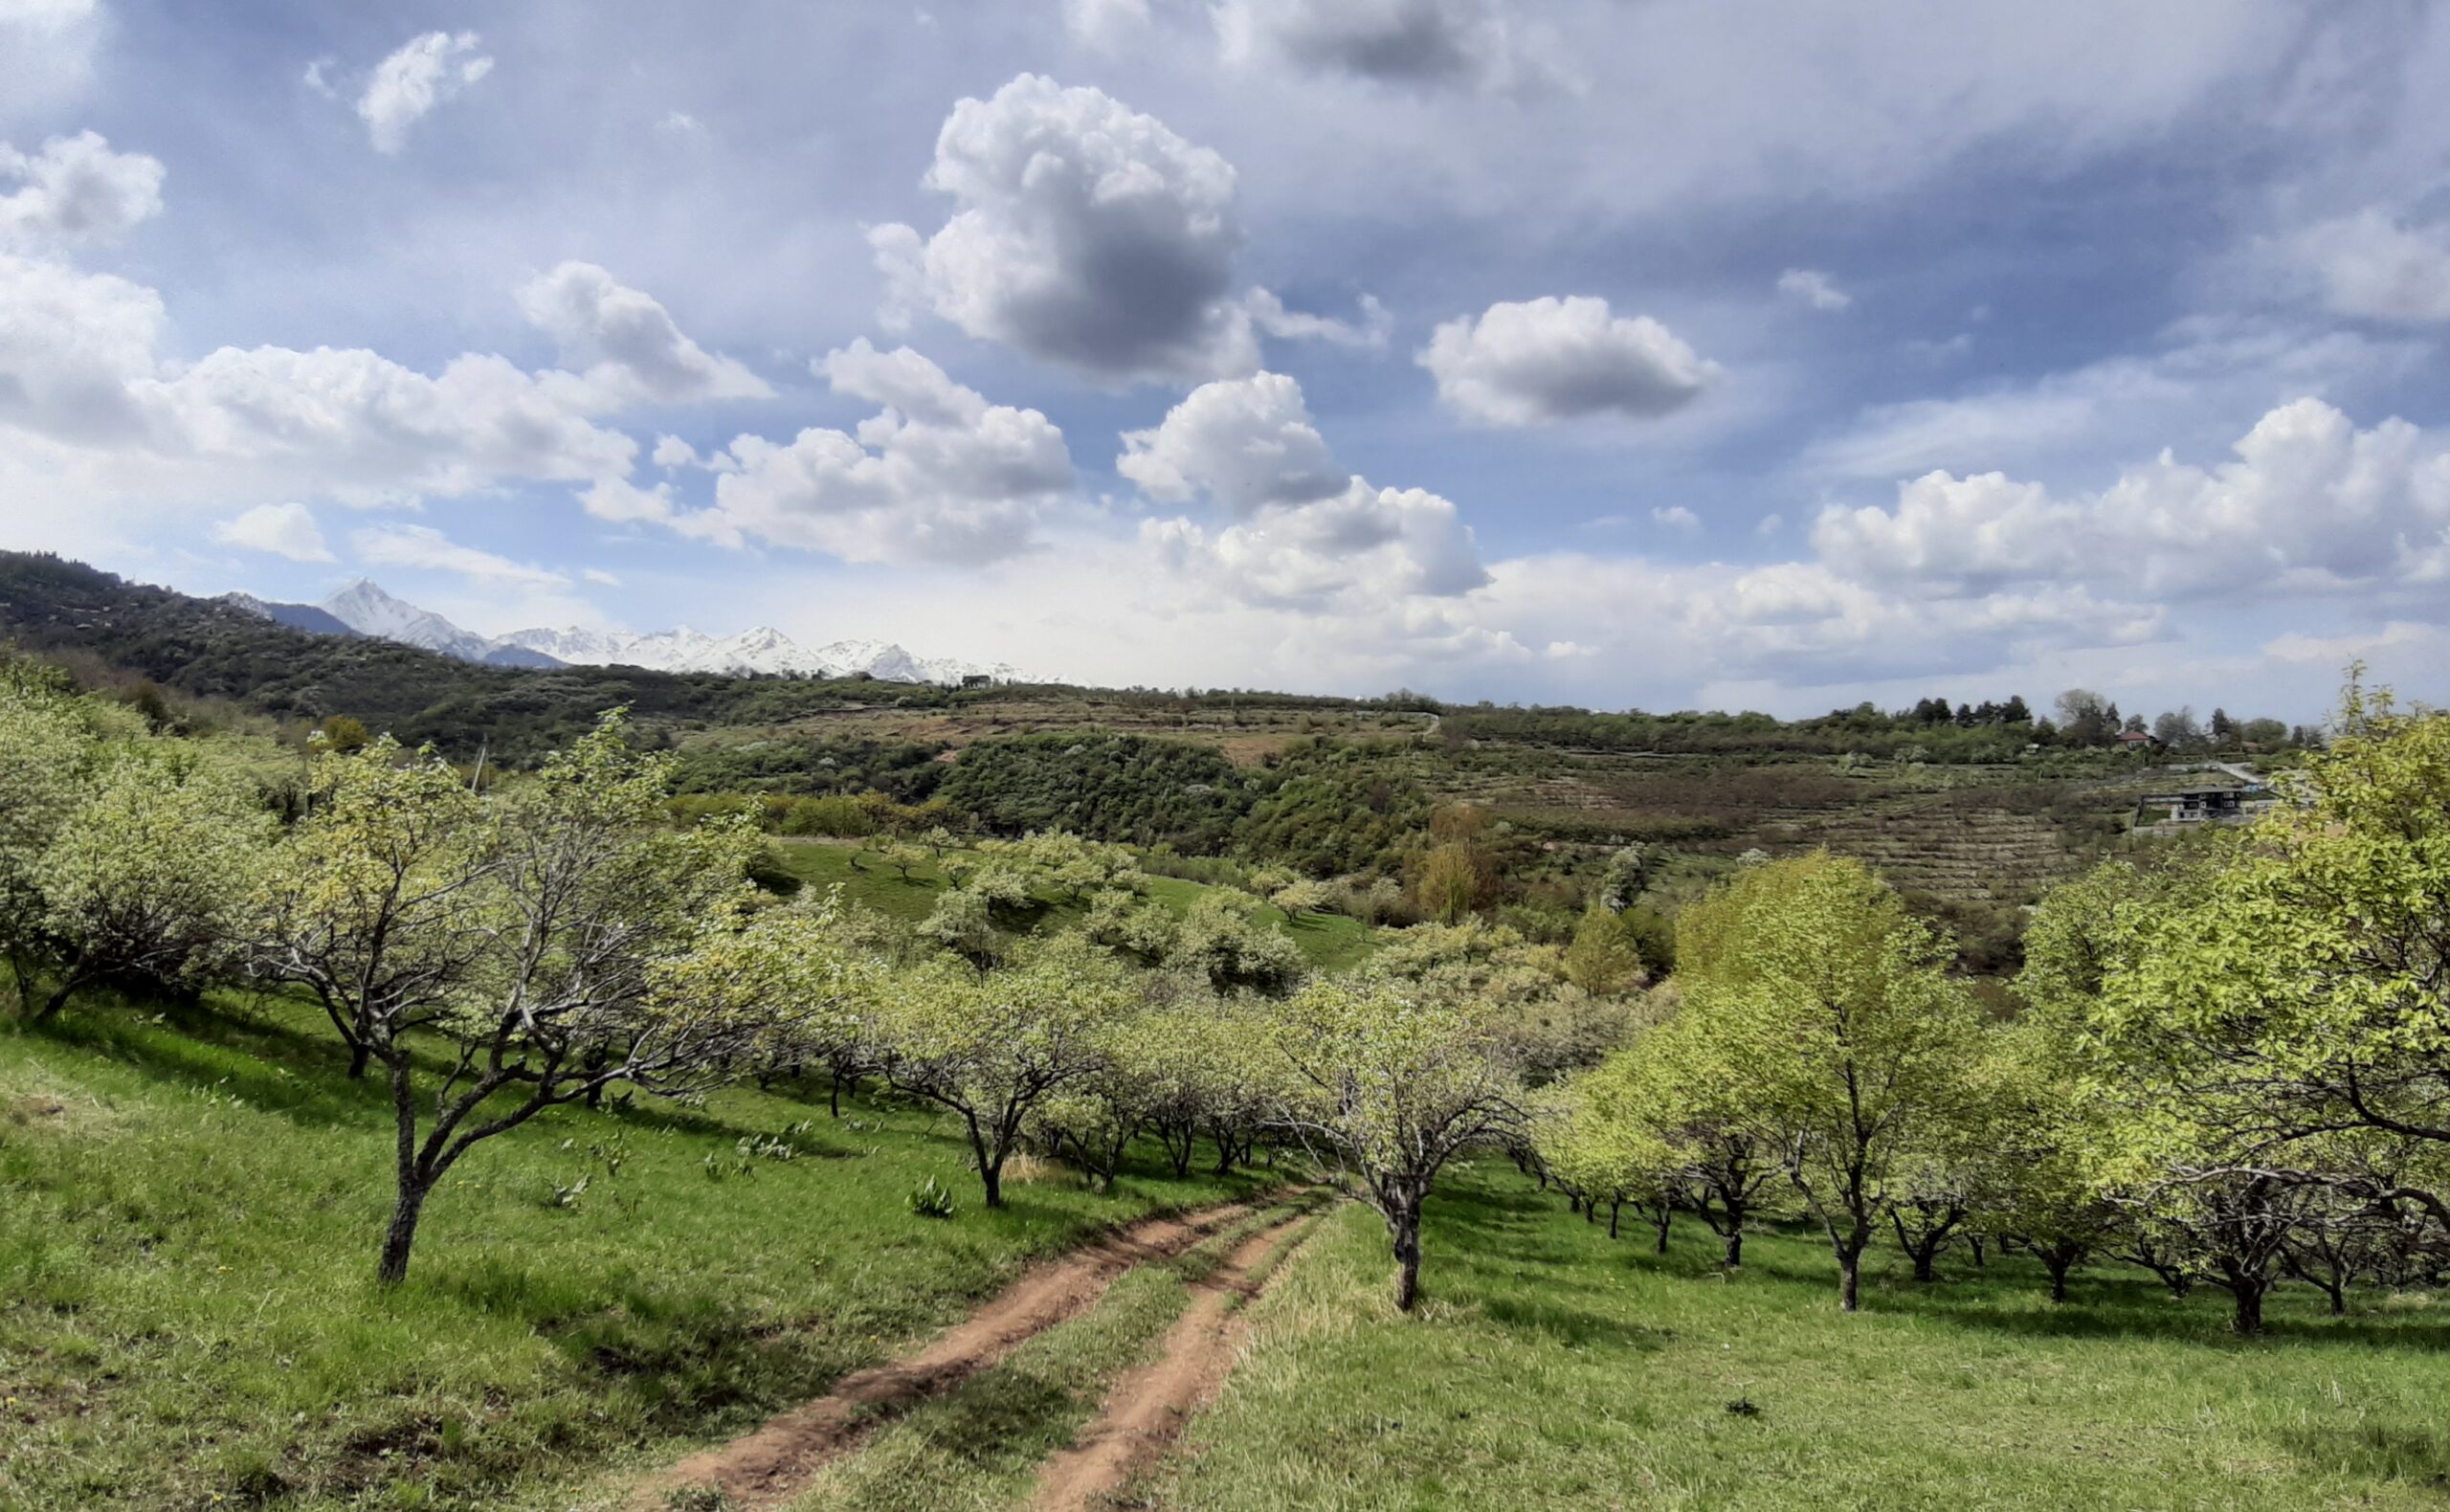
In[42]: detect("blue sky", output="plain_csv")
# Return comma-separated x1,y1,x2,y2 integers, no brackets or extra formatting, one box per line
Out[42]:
6,0,2450,719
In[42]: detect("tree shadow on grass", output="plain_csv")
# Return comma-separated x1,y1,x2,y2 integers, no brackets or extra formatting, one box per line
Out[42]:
1913,1289,2450,1351
2276,1418,2450,1490
418,1256,861,1427
1470,1292,1677,1352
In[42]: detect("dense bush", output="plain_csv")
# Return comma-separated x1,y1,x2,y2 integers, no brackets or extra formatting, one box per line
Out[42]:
936,732,1247,850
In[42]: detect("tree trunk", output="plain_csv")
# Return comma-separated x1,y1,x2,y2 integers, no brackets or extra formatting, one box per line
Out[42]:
981,1160,1005,1209
1838,1250,1861,1311
1391,1205,1423,1313
1911,1249,1937,1283
1724,1231,1744,1269
347,1039,372,1080
2045,1254,2072,1304
2229,1280,2265,1336
1970,1235,1986,1270
829,1071,843,1118
376,1176,430,1286
1607,1201,1621,1239
33,979,74,1020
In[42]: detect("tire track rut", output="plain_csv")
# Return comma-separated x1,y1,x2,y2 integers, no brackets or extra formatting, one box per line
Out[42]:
1025,1208,1319,1512
633,1195,1271,1510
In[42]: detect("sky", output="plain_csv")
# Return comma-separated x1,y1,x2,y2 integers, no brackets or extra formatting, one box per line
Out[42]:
5,0,2450,720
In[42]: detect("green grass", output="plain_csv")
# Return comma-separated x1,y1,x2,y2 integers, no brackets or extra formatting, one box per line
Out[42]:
768,840,1379,971
0,989,1263,1511
1144,1164,2450,1511
782,1194,1322,1512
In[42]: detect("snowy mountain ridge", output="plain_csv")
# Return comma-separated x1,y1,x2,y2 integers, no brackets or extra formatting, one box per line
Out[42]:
234,579,1021,684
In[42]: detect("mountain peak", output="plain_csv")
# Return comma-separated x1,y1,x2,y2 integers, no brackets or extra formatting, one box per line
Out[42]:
292,581,1017,683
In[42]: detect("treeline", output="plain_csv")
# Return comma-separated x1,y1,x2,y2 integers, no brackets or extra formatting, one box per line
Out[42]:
1526,685,2450,1331
1444,690,2317,762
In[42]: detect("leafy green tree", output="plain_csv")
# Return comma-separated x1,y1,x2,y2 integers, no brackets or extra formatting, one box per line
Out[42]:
873,937,1134,1207
1676,852,1984,1310
1170,890,1304,992
1606,1012,1781,1267
0,676,104,1009
918,887,1007,967
1533,1061,1682,1247
1270,878,1336,922
1980,1022,2118,1302
2089,683,2450,1244
1413,841,1489,924
1270,974,1525,1311
33,749,273,1015
1563,904,1646,997
252,716,781,1284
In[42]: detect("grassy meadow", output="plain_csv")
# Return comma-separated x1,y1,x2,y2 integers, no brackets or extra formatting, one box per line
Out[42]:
0,988,1263,1511
1145,1163,2450,1512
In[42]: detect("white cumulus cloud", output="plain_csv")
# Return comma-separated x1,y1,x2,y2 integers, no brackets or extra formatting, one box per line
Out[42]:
357,32,494,154
1120,370,1486,605
212,502,332,562
1418,295,1719,426
643,341,1074,565
0,131,164,249
353,523,568,587
1776,267,1851,311
516,261,770,406
1117,370,1348,516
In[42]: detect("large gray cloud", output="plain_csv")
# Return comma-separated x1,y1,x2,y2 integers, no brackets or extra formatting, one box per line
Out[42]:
869,74,1258,385
1214,0,1523,87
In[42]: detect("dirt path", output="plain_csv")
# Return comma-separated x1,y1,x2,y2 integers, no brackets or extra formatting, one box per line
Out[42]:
1025,1209,1316,1512
632,1196,1269,1511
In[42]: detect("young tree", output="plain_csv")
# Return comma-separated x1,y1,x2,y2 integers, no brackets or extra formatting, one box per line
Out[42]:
1271,878,1336,922
1534,1062,1682,1248
875,936,1134,1207
1271,975,1525,1311
1607,1013,1779,1267
1676,853,1984,1311
1563,904,1647,997
253,717,782,1284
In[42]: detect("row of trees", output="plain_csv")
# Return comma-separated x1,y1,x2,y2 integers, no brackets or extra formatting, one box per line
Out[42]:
1527,683,2450,1330
0,664,1548,1308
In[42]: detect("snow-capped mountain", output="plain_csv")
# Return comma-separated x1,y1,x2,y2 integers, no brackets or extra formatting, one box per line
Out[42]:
500,621,1018,683
217,591,357,639
229,577,1022,683
315,580,562,668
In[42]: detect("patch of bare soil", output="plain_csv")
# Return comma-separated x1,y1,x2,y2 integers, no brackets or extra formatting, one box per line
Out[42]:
1024,1210,1315,1512
633,1197,1267,1511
